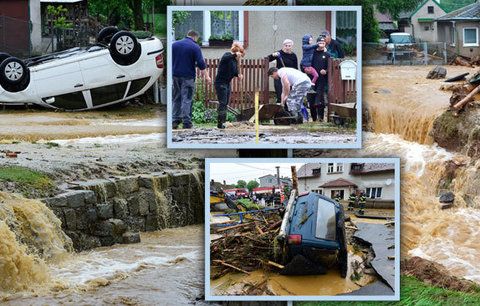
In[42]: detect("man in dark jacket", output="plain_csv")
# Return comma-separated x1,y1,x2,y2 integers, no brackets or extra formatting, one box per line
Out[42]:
172,30,211,129
267,39,299,104
306,37,330,121
321,30,345,59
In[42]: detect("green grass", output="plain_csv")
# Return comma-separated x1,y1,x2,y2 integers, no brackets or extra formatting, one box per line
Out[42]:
298,276,480,306
144,13,166,38
237,198,260,210
0,166,54,193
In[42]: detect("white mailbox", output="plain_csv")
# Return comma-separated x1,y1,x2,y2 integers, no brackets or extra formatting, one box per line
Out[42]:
339,60,357,80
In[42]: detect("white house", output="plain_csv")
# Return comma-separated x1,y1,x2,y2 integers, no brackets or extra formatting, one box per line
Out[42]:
297,162,395,208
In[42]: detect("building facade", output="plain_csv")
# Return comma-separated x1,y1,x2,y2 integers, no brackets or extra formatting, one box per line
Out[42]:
258,174,292,188
297,162,395,207
402,0,447,43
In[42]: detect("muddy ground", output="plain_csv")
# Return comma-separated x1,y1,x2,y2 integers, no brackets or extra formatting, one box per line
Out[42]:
172,122,357,145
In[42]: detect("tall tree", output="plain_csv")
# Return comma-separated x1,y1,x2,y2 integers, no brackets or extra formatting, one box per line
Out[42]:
236,180,247,188
299,0,423,42
246,180,260,192
128,0,145,30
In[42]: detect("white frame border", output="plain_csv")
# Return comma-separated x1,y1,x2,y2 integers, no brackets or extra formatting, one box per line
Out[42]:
166,5,363,149
204,157,401,302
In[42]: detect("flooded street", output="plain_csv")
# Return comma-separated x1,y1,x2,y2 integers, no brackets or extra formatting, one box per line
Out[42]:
172,125,357,145
2,225,207,305
0,107,164,142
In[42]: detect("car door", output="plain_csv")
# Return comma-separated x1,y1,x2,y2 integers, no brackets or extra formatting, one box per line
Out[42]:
79,51,131,107
33,60,88,109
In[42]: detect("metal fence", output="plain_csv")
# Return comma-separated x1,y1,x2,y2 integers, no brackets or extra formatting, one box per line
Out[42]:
0,15,30,57
363,42,453,66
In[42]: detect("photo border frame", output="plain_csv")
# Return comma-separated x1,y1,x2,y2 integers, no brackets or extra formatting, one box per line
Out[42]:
166,5,363,149
204,157,401,302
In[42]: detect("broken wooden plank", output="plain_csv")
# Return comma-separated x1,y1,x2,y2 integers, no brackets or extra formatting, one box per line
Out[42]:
453,84,480,110
212,260,251,274
266,260,285,269
216,222,253,233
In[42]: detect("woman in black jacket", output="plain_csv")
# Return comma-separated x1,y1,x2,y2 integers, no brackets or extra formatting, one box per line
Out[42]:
215,42,245,129
267,39,299,104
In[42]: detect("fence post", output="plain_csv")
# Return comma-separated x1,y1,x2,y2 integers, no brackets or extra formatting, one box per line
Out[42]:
262,57,269,104
392,44,396,65
443,42,447,64
423,42,428,65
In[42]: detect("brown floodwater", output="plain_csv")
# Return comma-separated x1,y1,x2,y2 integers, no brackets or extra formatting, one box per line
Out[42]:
210,236,375,296
363,65,478,144
0,193,206,305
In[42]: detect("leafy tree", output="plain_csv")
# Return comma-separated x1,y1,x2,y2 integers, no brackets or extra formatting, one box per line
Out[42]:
298,0,423,42
236,180,247,188
246,180,259,192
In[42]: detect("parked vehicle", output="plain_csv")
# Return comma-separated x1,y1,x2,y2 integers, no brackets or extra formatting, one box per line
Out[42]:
0,27,164,110
276,191,348,277
224,188,249,198
385,32,416,61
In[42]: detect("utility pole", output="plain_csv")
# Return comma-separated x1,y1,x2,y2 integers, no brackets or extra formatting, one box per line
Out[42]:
291,166,298,191
276,166,281,188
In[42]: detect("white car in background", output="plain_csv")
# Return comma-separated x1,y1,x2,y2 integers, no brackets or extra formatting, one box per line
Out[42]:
0,27,164,110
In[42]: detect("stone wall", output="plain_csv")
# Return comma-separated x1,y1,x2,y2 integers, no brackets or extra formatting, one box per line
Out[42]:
43,170,204,251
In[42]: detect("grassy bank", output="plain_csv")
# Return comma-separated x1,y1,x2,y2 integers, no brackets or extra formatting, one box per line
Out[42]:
298,276,480,305
0,166,55,197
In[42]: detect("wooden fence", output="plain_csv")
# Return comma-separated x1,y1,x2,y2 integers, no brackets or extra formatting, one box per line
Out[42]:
196,58,270,110
327,58,357,104
195,57,356,112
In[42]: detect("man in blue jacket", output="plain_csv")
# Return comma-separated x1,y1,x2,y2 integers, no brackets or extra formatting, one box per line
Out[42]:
172,30,211,129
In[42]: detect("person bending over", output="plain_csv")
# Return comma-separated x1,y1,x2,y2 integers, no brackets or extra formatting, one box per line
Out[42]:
268,67,310,124
215,42,245,129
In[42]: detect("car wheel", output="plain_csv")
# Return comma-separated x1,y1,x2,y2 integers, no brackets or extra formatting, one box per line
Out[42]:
0,52,11,65
97,26,119,45
0,57,30,92
109,31,142,66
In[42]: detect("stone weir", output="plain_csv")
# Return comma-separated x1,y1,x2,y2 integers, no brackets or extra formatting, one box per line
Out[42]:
42,170,204,251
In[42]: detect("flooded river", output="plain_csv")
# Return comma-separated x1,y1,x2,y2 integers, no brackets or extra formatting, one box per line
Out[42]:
1,194,206,305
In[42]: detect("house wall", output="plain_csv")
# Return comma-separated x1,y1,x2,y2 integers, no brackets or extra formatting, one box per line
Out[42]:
444,21,480,58
201,11,327,60
259,175,276,187
30,0,42,55
410,0,445,42
0,0,30,56
297,163,395,202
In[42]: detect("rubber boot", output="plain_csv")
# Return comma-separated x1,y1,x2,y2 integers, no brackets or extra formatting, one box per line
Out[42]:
217,113,226,129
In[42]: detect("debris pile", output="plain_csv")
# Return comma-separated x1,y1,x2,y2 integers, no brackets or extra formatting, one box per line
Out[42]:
210,212,283,279
426,66,447,79
452,55,480,68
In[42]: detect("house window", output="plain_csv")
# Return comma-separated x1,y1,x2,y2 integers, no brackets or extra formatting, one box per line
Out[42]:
327,163,342,173
366,187,382,199
424,25,430,31
427,6,434,14
312,168,321,175
463,28,479,47
173,11,244,46
331,190,344,199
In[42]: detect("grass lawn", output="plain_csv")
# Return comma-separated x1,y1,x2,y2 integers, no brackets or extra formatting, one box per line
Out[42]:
298,276,480,306
0,166,54,196
144,13,166,38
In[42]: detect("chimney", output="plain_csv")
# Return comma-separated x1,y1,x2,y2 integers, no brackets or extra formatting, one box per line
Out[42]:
223,180,226,185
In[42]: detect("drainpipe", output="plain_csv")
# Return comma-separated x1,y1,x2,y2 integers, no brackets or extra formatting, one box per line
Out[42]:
28,0,32,56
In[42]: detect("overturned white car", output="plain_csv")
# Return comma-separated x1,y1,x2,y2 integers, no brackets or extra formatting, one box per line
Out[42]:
0,27,164,110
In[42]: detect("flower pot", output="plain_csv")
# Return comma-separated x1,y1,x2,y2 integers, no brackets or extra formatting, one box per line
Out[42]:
208,39,233,47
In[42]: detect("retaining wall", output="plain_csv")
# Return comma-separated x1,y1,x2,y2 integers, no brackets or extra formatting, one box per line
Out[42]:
43,170,204,251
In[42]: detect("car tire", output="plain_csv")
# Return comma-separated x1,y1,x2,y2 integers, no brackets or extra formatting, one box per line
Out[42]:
0,52,11,65
0,57,30,92
97,26,119,45
109,31,142,66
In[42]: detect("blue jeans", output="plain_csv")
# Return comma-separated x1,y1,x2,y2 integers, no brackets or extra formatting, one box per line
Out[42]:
172,76,195,127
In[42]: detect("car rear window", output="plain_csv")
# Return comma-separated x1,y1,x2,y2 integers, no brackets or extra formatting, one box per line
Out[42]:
390,35,413,44
315,199,336,241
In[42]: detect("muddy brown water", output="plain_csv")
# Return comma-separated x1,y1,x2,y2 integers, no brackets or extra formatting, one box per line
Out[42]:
0,195,206,305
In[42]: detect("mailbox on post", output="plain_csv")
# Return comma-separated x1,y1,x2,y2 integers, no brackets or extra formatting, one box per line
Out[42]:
339,60,357,80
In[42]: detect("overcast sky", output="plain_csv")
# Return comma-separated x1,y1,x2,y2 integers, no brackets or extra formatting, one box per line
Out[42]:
209,162,305,185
